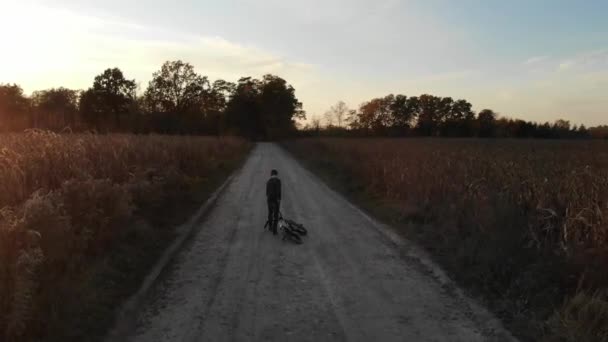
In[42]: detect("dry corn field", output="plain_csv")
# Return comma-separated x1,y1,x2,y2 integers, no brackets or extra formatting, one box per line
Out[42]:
0,131,250,341
285,138,608,341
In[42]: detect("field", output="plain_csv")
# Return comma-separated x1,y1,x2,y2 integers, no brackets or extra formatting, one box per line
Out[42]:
0,131,250,341
284,138,608,341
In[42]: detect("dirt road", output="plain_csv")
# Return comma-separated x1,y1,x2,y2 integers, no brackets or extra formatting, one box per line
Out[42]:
123,143,514,342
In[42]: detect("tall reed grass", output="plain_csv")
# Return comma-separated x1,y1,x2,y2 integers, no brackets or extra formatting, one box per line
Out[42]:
0,130,249,341
285,138,608,341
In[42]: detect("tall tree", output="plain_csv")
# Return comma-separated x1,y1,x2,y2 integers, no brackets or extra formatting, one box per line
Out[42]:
577,124,589,138
357,97,392,134
325,101,349,128
441,99,474,136
324,110,335,127
346,109,358,129
225,75,303,140
224,77,263,138
143,61,214,133
144,60,209,114
202,79,235,134
447,99,474,122
389,94,418,134
477,109,497,137
415,94,443,136
80,68,136,130
259,74,304,139
0,84,30,131
310,115,322,133
208,79,235,113
31,88,79,130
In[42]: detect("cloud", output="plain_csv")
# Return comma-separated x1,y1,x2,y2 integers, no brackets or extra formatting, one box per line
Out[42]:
1,2,476,120
0,3,319,106
557,49,608,72
1,2,606,126
524,56,549,65
472,54,608,126
559,61,575,71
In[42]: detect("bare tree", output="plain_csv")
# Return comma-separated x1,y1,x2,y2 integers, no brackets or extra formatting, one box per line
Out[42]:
324,101,349,128
311,115,321,131
333,101,349,128
324,110,335,127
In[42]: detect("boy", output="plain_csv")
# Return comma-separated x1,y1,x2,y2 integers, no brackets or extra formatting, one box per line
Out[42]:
266,169,281,235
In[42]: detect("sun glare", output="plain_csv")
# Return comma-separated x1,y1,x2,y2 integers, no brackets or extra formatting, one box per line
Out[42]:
0,3,78,79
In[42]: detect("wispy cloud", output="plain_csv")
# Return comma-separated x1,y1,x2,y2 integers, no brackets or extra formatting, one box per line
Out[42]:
472,52,608,125
559,61,575,71
1,1,607,126
557,49,608,72
0,3,318,96
524,56,549,65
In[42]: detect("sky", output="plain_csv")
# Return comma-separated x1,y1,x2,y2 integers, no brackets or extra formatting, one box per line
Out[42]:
1,0,607,126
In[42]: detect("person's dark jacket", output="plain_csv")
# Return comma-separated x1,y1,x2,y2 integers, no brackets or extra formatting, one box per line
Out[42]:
266,176,281,201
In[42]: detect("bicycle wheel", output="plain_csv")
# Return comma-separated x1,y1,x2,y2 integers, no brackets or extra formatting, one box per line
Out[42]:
291,225,307,236
286,220,308,236
283,229,302,244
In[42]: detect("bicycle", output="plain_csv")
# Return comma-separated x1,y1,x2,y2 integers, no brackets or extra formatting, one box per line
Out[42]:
264,212,307,244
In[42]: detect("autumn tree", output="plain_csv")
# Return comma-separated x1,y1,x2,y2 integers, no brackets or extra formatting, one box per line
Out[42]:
356,97,393,134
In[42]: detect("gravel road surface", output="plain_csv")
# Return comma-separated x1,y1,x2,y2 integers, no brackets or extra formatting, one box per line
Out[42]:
124,143,514,342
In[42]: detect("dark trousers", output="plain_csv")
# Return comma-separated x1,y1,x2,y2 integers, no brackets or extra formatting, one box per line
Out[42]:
267,200,280,233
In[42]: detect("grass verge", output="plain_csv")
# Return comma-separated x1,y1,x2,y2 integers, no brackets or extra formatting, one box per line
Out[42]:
59,168,244,342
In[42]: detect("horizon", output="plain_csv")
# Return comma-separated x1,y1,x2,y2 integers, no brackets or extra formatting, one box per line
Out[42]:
1,0,607,126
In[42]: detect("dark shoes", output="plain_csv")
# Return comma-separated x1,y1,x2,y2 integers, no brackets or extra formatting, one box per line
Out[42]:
267,220,278,235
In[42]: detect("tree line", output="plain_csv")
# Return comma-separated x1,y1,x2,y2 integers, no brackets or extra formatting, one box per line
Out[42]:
2,64,606,140
0,60,304,140
307,95,607,139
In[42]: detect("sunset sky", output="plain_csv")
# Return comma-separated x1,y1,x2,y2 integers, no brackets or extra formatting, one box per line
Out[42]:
1,0,607,125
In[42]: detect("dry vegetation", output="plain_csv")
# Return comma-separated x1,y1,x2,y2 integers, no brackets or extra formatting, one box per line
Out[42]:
285,138,608,341
0,131,250,341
